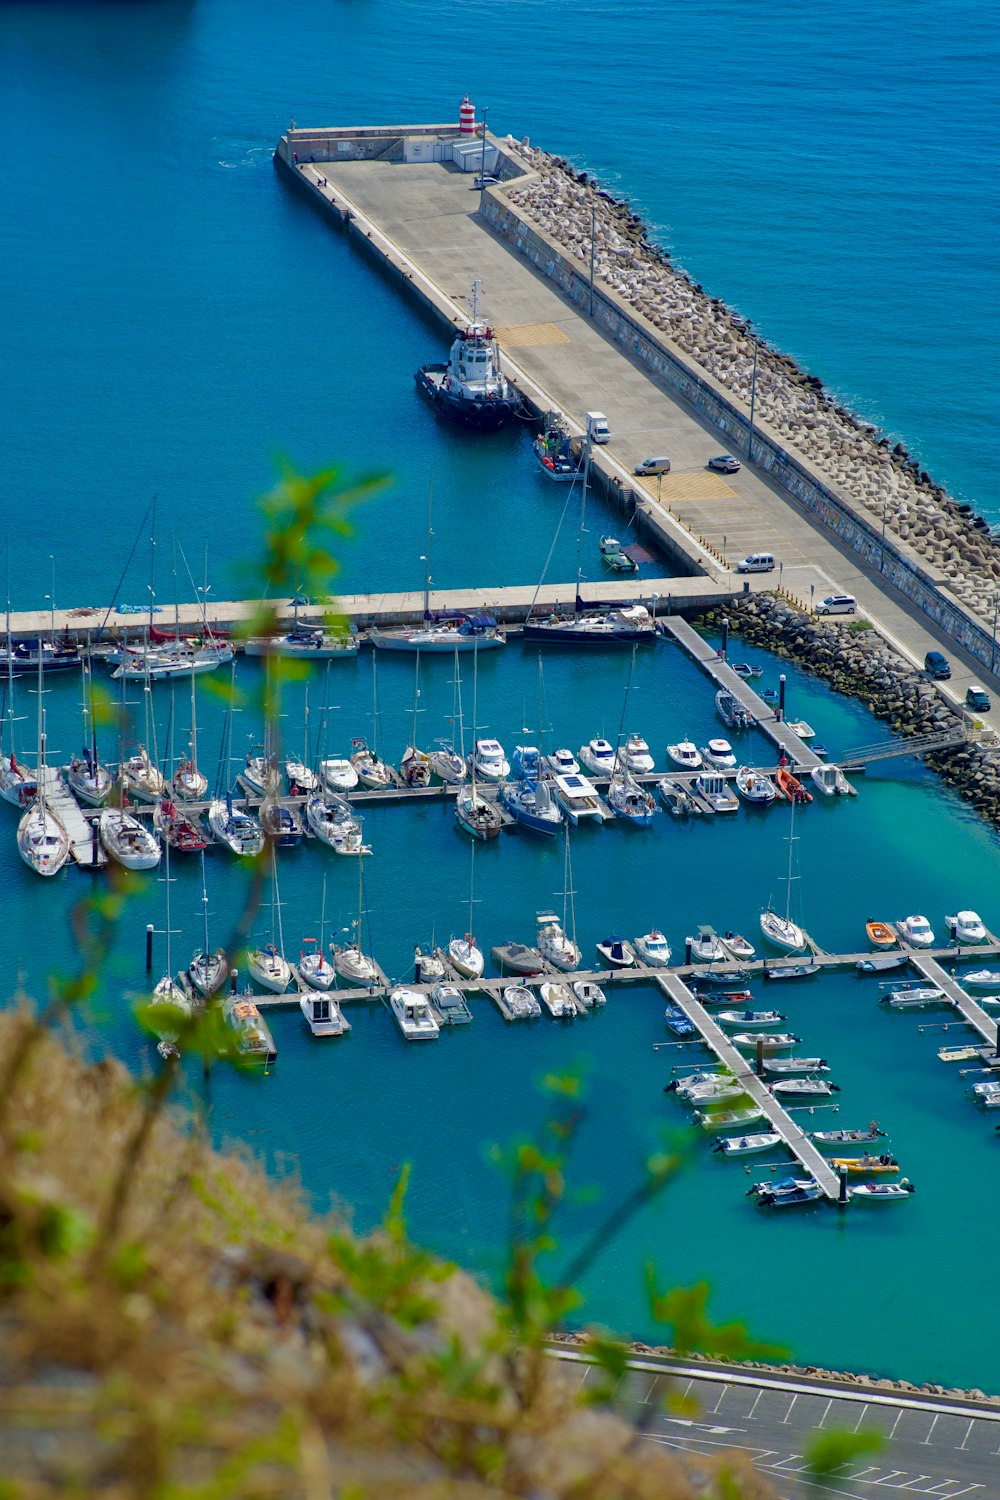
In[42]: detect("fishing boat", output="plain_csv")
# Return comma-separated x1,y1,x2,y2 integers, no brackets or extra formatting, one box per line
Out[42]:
730,1031,800,1052
775,766,812,804
879,985,946,1008
499,775,563,834
716,1009,785,1028
618,733,654,774
522,601,657,646
503,984,542,1019
856,952,909,973
762,960,820,980
715,690,755,730
572,980,606,1008
695,1104,765,1131
811,763,855,797
153,796,207,853
719,932,755,961
712,1132,781,1157
687,926,726,963
960,968,1000,989
608,770,657,824
896,914,935,948
533,419,583,481
415,278,516,430
866,919,897,949
599,535,638,573
695,773,739,813
545,748,580,777
634,930,672,967
492,941,545,975
98,804,160,870
579,737,617,777
298,991,347,1037
539,981,576,1018
829,1153,899,1175
701,739,737,770
946,910,987,943
770,1078,839,1099
537,906,581,972
223,989,277,1063
390,987,441,1040
850,1181,915,1202
596,936,637,968
663,1006,696,1037
666,740,702,771
208,795,264,857
658,778,702,817
550,771,603,824
761,797,808,952
244,626,359,658
749,1177,823,1208
431,983,473,1025
810,1127,887,1147
735,766,777,806
764,1056,830,1075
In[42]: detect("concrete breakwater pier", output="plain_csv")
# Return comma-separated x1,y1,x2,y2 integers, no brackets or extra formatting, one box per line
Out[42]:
274,116,1000,681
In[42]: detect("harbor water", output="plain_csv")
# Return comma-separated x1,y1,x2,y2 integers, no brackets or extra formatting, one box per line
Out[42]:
3,0,999,1389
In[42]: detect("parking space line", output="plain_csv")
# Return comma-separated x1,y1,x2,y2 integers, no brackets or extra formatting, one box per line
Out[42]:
957,1419,974,1451
781,1395,798,1424
817,1398,834,1428
852,1403,870,1432
922,1414,941,1446
889,1409,906,1439
748,1388,764,1420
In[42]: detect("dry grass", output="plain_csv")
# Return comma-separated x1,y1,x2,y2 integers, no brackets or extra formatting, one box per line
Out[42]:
0,1008,772,1498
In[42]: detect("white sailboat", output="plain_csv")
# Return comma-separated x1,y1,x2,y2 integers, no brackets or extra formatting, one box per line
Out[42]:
448,840,484,979
429,650,468,785
17,660,70,878
760,799,808,954
172,661,209,801
247,846,292,993
65,650,113,806
286,687,318,792
0,577,37,808
149,841,193,1057
331,857,379,984
455,644,502,841
299,876,336,990
536,827,581,970
188,852,227,998
400,653,432,786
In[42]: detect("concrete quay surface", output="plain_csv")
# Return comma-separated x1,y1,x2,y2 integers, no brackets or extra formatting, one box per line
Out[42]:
286,153,1000,742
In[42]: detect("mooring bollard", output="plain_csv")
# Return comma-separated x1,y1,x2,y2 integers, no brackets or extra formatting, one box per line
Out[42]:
230,967,239,995
838,1168,849,1206
755,1037,765,1076
145,923,154,972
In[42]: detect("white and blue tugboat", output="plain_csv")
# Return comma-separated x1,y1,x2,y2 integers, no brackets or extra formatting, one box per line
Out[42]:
415,278,516,430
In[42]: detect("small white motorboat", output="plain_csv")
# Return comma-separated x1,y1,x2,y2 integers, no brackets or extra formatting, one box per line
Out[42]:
730,1031,800,1052
765,1056,829,1075
676,1077,746,1105
448,933,484,980
701,739,737,770
715,1009,785,1028
666,740,702,771
696,773,740,813
971,1081,1000,1108
431,982,473,1025
503,984,542,1019
318,758,359,793
539,981,576,1018
712,1132,781,1157
619,733,654,774
579,737,617,778
720,931,756,961
247,942,291,994
536,913,581,971
545,747,580,777
687,926,726,963
960,968,1000,989
98,807,161,870
810,763,855,797
770,1078,839,1099
735,766,777,805
299,991,347,1037
573,980,607,1008
633,930,672,967
786,719,816,741
880,985,947,1008
896,914,935,948
947,910,987,944
390,987,440,1041
749,1177,823,1208
695,1105,765,1131
856,953,909,972
472,738,509,782
428,741,467,785
596,936,637,968
850,1181,915,1203
760,907,807,954
331,943,380,985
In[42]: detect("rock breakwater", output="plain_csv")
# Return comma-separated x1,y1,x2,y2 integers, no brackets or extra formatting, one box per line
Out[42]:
697,594,1000,826
504,143,1000,630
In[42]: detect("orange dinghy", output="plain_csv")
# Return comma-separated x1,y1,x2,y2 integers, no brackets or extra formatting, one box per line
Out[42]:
775,767,813,804
866,919,897,950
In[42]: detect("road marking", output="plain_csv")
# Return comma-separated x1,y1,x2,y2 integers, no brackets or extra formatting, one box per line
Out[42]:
957,1420,974,1451
922,1414,941,1446
852,1403,871,1432
663,1417,747,1435
818,1398,834,1428
782,1394,799,1424
494,321,571,348
749,1388,765,1419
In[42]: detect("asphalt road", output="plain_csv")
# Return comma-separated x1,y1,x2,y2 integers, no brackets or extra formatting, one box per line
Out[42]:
553,1350,999,1497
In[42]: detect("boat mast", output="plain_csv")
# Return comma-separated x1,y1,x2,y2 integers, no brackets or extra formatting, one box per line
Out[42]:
466,838,476,939
470,276,481,327
200,849,211,959
422,480,433,622
574,436,593,620
469,641,479,800
4,547,14,763
613,645,638,773
272,842,285,957
562,823,577,945
784,796,799,926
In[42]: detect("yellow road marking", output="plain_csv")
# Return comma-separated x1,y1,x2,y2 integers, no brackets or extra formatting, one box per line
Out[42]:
636,471,737,502
494,322,571,348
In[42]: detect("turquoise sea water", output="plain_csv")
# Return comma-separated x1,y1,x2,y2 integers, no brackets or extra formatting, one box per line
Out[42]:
4,0,1000,1388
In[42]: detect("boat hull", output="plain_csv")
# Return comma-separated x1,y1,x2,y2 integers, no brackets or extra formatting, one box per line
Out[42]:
414,366,515,430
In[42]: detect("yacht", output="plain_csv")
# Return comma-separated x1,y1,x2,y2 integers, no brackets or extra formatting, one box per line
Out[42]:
448,933,484,980
331,942,380,985
455,787,502,841
318,758,359,794
18,797,71,877
369,614,505,652
666,740,702,771
947,910,986,944
298,939,336,991
897,914,935,949
701,739,737,770
243,627,358,659
208,796,264,857
536,912,580,971
579,738,617,778
634,930,672,967
596,936,637,968
429,741,467,785
414,280,515,430
498,776,563,834
98,807,161,870
247,942,292,994
472,738,509,782
687,927,726,963
400,746,432,788
121,749,166,803
550,770,604,824
545,748,580,778
607,772,657,824
414,944,447,983
619,733,654,774
390,987,440,1041
811,763,854,797
153,797,208,853
172,758,208,802
350,739,393,791
522,603,657,645
65,748,112,807
299,991,347,1037
760,908,808,954
189,948,228,999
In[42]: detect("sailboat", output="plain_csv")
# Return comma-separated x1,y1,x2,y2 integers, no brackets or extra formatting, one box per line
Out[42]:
448,841,484,979
188,852,228,998
760,799,808,953
207,674,264,856
455,644,502,841
247,846,292,993
305,790,371,855
331,857,380,984
350,658,393,790
536,829,581,971
65,649,113,806
400,654,432,786
171,661,209,801
121,652,166,802
0,580,37,807
286,687,318,792
99,792,162,871
607,648,657,825
428,650,468,784
149,841,194,1058
17,654,70,877
299,876,336,990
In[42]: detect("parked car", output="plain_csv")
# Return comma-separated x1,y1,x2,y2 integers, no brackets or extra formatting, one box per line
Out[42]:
634,456,671,476
966,685,991,712
472,174,499,189
708,454,741,474
815,593,857,615
735,552,775,574
924,650,951,680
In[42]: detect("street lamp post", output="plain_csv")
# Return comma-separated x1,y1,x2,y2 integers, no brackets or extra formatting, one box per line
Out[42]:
992,594,999,677
477,107,489,213
722,534,727,568
747,336,759,463
589,202,597,319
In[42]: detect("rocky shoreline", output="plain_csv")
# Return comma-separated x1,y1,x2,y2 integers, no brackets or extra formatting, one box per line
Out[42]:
504,143,1000,631
695,594,1000,826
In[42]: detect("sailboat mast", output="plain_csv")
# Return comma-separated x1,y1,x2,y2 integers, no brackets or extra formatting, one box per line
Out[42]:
614,645,637,766
469,642,479,796
423,481,433,621
201,851,211,958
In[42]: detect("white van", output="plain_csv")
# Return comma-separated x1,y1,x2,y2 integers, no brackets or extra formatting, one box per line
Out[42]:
586,411,611,444
815,593,857,615
735,552,775,574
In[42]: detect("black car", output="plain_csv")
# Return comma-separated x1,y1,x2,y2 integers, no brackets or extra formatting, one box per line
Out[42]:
924,650,951,680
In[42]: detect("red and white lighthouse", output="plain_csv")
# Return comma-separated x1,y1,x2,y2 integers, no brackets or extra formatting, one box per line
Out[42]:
459,95,476,135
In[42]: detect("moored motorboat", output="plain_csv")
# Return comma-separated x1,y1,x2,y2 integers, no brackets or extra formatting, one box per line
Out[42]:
539,981,576,1018
715,690,755,730
749,1177,822,1208
712,1131,781,1157
716,1009,785,1028
663,1005,696,1037
579,737,617,778
599,534,638,573
695,773,739,813
856,953,909,972
390,987,440,1040
492,942,544,975
222,989,277,1063
829,1153,899,1174
896,913,935,948
545,748,580,777
850,1181,915,1202
415,280,516,430
431,982,473,1025
810,1126,887,1147
687,926,726,963
763,960,820,980
658,777,702,816
731,662,763,680
701,738,737,770
775,767,812,804
596,936,637,968
865,919,897,949
730,1031,800,1052
98,806,161,870
735,766,776,806
634,930,672,967
299,991,347,1037
769,1078,840,1099
786,719,816,740
694,1104,764,1131
572,980,606,1008
946,909,987,944
764,1056,829,1075
503,984,542,1019
550,771,603,824
619,733,654,774
879,985,946,1008
533,421,583,481
960,967,1000,989
666,740,701,771
720,931,755,961
811,763,855,797
318,758,359,794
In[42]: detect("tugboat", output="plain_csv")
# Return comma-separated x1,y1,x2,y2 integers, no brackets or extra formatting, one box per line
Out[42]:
415,278,515,430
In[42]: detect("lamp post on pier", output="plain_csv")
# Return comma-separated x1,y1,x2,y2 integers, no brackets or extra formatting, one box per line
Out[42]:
991,593,999,677
477,106,489,213
746,334,759,464
589,202,597,319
